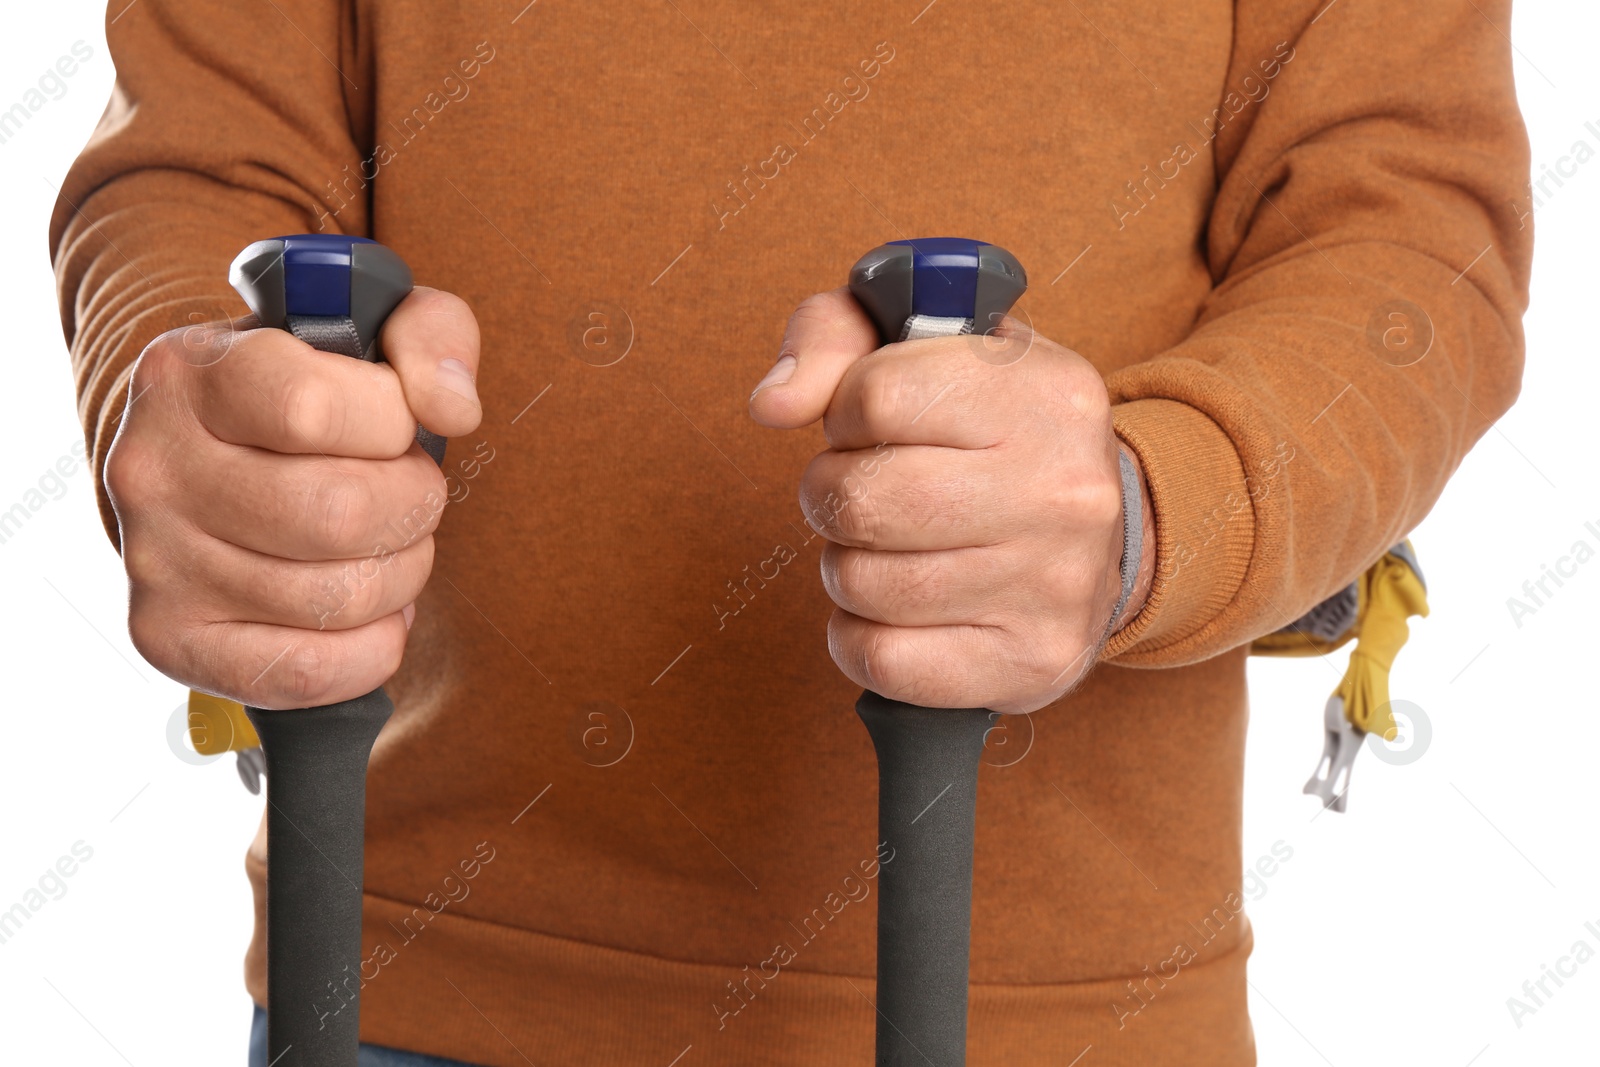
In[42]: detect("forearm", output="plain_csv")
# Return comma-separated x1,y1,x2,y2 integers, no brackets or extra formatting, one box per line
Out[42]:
50,0,370,548
1092,0,1529,667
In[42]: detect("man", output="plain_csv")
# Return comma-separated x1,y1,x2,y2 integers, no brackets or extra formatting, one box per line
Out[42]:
51,1,1529,1063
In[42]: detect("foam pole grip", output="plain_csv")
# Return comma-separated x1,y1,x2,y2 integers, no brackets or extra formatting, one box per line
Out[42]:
243,696,389,1066
856,694,991,1066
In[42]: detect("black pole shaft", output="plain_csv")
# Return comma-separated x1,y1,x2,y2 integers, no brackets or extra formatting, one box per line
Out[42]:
856,692,992,1067
245,690,392,1067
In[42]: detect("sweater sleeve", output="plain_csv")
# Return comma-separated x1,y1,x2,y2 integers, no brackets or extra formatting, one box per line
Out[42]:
49,0,370,550
1099,0,1532,667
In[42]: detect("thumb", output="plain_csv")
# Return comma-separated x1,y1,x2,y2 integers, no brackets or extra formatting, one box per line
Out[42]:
748,287,881,429
378,285,484,439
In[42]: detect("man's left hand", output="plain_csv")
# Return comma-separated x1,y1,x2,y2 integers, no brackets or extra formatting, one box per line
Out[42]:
749,288,1154,715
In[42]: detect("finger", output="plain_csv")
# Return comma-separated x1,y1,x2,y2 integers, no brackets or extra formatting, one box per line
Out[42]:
824,321,1050,452
748,287,880,429
820,543,1019,627
380,286,483,439
196,326,419,458
175,531,434,632
800,444,1016,550
198,612,413,710
185,444,448,560
827,608,1082,715
827,608,1001,710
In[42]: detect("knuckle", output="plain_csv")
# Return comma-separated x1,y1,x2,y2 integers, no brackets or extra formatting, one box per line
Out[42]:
859,627,900,692
903,471,965,531
305,470,369,552
790,291,848,333
800,461,863,543
121,533,165,590
832,485,882,545
278,375,342,447
307,538,426,630
408,286,470,321
375,626,408,680
280,640,331,705
147,319,239,373
127,596,180,678
836,547,874,604
861,628,928,704
1046,462,1123,535
855,361,904,437
1084,465,1126,529
386,479,443,549
1027,623,1089,692
302,559,372,630
1026,636,1070,690
1048,359,1112,421
1038,564,1082,623
102,437,148,510
273,626,403,706
133,331,184,383
393,289,480,362
843,548,943,616
277,627,399,706
890,555,948,614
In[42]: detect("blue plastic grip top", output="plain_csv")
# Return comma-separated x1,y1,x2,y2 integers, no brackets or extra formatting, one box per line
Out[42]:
888,237,983,319
281,234,377,317
849,238,1026,348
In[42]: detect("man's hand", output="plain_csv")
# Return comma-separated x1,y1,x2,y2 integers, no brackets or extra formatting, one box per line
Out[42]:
104,287,483,710
749,288,1153,715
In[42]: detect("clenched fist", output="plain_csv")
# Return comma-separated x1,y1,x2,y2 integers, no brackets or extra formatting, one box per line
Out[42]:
104,287,483,709
750,289,1154,715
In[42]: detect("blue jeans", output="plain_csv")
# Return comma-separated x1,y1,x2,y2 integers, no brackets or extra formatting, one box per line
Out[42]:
249,1006,482,1066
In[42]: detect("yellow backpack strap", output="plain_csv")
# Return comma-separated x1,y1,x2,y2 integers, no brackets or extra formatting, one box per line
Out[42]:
1334,542,1430,743
1253,541,1430,811
188,690,266,794
187,690,260,754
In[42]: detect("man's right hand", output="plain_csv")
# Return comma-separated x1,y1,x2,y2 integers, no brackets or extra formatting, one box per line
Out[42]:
104,287,483,710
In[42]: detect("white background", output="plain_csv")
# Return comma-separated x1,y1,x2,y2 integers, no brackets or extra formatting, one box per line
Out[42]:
0,3,1593,1064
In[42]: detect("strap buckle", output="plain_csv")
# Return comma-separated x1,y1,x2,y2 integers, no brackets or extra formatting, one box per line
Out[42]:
1303,694,1363,813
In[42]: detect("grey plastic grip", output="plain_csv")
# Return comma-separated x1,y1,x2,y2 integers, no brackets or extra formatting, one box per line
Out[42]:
974,245,1027,334
847,242,1026,341
848,244,914,343
229,239,412,357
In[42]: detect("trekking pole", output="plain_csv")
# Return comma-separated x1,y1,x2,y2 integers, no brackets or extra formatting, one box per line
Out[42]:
229,235,446,1067
846,239,1026,1067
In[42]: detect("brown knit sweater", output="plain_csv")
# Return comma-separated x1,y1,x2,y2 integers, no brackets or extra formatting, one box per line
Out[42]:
51,1,1530,1063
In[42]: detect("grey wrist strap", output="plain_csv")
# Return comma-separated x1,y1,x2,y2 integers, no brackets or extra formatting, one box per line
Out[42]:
285,314,365,360
1107,446,1143,634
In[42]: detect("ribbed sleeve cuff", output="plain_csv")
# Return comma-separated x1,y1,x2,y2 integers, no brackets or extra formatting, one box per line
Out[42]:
1101,398,1253,666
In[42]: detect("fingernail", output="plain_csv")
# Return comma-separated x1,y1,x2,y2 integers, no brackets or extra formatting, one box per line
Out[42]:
402,602,416,630
751,354,796,396
437,358,478,401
